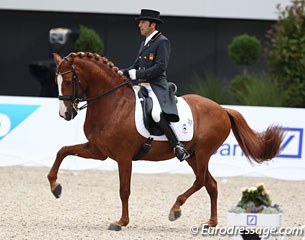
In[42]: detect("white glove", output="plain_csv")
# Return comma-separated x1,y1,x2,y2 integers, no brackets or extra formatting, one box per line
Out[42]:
128,69,137,80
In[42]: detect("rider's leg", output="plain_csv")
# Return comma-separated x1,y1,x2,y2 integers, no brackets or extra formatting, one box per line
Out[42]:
147,85,190,162
157,114,190,161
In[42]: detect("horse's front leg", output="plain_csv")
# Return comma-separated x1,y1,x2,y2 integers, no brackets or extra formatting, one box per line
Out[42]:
47,142,106,198
108,159,132,231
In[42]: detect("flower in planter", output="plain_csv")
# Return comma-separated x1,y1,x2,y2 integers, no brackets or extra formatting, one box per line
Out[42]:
238,183,272,208
229,183,282,214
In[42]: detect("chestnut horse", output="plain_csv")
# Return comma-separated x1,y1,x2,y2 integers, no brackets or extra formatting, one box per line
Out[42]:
48,52,284,231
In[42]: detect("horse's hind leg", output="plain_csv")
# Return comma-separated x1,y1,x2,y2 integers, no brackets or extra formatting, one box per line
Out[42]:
47,142,106,198
169,151,208,221
204,171,218,227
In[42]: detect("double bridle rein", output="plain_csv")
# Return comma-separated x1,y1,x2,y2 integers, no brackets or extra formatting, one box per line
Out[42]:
56,65,129,111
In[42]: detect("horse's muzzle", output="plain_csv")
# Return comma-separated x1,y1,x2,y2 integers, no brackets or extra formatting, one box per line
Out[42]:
60,104,77,121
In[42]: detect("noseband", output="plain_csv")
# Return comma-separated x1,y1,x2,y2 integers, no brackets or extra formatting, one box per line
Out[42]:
57,66,80,101
56,64,129,111
56,65,83,112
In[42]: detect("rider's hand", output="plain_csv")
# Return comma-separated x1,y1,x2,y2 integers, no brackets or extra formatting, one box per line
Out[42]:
118,69,130,77
128,69,137,80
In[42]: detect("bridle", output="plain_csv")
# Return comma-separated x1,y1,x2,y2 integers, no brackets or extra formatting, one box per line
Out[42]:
56,64,129,111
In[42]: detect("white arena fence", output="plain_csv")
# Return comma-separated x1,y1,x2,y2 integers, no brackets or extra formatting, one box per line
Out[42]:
0,96,304,180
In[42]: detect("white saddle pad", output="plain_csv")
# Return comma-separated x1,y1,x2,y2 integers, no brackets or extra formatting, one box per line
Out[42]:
133,86,194,141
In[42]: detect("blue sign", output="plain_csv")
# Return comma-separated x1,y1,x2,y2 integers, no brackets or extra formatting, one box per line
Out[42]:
247,215,257,226
0,104,40,141
277,128,303,159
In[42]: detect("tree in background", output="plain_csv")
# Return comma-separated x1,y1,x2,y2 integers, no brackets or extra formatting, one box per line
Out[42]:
228,34,261,75
265,0,305,107
228,34,261,104
74,25,104,55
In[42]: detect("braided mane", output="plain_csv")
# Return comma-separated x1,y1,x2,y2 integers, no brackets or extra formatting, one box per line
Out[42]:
66,52,124,78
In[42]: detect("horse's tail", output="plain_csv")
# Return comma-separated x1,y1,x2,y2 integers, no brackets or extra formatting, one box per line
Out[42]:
224,108,284,163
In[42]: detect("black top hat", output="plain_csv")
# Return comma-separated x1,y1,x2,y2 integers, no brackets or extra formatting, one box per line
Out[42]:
135,9,163,24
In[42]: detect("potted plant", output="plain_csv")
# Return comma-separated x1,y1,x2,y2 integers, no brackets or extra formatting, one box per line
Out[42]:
227,183,283,240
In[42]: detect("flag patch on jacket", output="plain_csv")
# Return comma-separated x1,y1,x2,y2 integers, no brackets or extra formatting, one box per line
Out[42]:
149,53,154,61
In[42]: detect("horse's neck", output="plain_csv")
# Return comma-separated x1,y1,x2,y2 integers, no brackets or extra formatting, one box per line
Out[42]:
85,75,134,123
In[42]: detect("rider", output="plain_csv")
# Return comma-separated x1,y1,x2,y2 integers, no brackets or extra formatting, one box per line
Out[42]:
120,9,190,161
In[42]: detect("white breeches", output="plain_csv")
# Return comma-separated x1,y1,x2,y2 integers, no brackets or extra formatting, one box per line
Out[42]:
141,83,162,123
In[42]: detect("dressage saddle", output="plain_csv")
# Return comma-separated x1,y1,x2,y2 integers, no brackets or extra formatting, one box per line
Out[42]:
137,82,178,136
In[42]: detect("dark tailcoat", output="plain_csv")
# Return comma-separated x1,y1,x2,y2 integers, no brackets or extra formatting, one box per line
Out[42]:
125,32,179,122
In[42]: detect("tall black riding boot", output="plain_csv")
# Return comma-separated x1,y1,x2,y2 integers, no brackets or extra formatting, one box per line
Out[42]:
158,115,190,161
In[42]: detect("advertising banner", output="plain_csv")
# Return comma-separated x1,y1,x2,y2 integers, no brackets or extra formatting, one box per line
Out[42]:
0,96,304,180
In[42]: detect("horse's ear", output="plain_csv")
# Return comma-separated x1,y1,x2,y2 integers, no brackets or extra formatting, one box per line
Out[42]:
53,53,62,65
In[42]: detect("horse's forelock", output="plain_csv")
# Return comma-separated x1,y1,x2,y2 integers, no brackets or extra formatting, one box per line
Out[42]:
57,53,74,70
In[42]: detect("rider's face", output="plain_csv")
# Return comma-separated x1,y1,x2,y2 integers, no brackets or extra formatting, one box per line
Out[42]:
138,20,155,37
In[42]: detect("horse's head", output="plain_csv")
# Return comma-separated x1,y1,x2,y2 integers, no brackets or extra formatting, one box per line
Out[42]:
53,52,130,121
53,52,86,121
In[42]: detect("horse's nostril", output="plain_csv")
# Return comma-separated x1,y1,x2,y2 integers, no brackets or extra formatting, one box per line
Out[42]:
65,112,72,121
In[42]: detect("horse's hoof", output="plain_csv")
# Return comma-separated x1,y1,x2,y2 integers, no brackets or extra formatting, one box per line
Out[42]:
108,223,122,231
203,219,218,228
52,184,62,198
168,209,181,221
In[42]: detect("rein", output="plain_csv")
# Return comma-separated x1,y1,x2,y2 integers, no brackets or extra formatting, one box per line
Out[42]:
78,80,129,110
56,64,129,111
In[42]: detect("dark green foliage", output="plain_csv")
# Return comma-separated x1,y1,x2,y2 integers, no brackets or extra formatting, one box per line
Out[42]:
238,184,272,209
188,74,232,104
231,74,256,93
231,75,287,106
229,184,282,214
74,25,104,54
228,34,261,69
265,1,305,107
